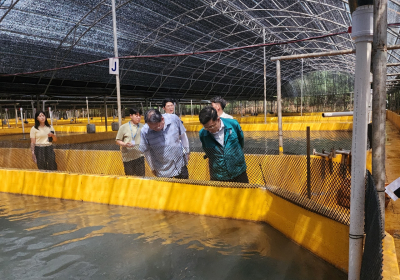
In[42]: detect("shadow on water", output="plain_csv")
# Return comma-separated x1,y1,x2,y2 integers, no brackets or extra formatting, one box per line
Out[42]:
0,193,346,280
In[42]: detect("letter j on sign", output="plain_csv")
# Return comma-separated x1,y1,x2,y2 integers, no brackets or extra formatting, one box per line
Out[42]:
109,58,119,75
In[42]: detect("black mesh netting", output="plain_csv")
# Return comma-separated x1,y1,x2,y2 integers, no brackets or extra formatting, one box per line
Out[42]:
0,130,353,226
360,171,384,280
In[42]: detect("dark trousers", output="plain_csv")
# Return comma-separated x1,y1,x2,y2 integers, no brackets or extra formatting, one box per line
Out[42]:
173,165,189,179
34,145,57,171
123,156,145,176
215,171,249,183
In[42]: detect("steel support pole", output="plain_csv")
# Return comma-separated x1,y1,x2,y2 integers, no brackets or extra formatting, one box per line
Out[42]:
301,58,304,116
111,0,122,127
276,60,283,154
20,108,26,139
349,5,373,280
263,28,267,124
306,126,311,199
14,104,18,127
86,97,90,124
104,97,108,132
372,0,387,226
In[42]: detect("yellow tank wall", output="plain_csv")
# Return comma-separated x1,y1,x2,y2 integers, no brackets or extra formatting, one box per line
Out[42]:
186,122,352,132
387,110,400,131
0,168,349,272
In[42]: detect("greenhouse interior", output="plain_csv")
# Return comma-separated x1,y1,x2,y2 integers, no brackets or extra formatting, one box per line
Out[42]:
1,0,400,279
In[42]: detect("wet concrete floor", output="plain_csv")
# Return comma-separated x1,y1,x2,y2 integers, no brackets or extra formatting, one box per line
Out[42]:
0,193,346,280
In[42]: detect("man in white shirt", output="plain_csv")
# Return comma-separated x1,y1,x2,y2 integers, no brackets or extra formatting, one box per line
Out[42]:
162,98,175,114
210,96,233,119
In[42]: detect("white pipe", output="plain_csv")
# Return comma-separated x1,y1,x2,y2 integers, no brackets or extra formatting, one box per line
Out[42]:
48,107,53,127
20,108,26,139
86,97,90,124
349,5,373,280
111,0,122,127
322,111,353,117
276,60,283,154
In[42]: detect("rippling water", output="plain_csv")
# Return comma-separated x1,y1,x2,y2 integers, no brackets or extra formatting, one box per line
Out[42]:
0,193,346,280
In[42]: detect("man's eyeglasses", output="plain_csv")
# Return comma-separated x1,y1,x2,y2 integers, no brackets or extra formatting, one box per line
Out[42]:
204,119,220,131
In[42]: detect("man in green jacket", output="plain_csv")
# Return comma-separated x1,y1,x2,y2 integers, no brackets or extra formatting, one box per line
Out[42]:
199,106,248,183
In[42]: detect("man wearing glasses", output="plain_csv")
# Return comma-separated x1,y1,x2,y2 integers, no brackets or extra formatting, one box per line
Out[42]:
139,109,190,179
199,106,248,183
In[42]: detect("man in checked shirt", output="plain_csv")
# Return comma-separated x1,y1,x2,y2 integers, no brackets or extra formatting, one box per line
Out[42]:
139,109,190,179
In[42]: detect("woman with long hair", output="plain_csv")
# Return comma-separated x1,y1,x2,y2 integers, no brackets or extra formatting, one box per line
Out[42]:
30,111,57,170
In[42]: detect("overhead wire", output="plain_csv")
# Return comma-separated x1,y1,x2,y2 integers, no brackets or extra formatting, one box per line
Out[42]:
2,23,400,78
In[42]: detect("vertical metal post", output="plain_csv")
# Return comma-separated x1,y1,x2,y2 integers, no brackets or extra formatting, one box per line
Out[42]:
307,126,311,199
301,58,304,116
372,0,387,226
86,97,90,124
104,97,108,132
191,100,193,117
263,28,267,124
49,107,53,127
277,60,283,154
20,108,26,140
111,0,122,127
14,104,18,128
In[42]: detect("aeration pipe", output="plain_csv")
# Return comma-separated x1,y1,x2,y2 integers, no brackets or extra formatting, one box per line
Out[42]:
322,111,353,117
348,5,373,280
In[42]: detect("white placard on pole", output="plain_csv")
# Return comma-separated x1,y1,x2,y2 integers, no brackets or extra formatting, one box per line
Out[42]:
109,58,119,75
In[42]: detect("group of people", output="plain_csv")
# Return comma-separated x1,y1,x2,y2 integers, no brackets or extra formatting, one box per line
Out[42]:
29,96,249,184
115,96,248,183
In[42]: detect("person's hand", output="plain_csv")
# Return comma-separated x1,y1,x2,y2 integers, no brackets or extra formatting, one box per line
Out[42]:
47,132,54,137
151,170,157,176
125,142,134,147
31,153,37,163
186,153,190,163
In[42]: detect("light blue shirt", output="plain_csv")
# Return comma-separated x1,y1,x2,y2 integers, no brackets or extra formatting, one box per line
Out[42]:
139,114,187,177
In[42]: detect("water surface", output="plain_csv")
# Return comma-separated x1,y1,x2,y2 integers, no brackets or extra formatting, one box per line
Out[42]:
0,192,346,280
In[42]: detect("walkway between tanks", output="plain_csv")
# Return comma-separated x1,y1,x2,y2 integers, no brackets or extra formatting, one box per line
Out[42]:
385,120,400,269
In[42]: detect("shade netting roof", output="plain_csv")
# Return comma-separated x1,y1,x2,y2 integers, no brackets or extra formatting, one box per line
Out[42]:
1,0,400,103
